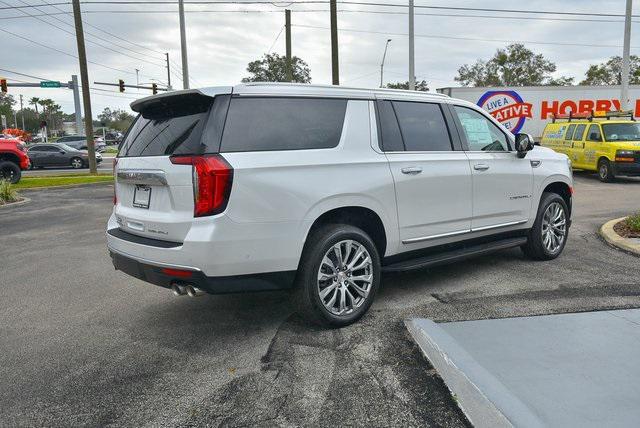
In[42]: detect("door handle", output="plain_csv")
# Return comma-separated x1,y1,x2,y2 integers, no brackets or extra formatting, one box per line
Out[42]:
401,166,423,175
473,164,490,171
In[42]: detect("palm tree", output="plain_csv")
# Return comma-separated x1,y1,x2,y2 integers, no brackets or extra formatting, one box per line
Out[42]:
29,97,40,115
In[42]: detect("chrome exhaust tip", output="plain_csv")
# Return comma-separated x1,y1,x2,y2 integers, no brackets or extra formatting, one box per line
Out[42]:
186,285,205,297
171,284,186,296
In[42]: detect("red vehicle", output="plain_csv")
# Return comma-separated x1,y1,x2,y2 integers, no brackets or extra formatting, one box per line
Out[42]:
0,138,30,183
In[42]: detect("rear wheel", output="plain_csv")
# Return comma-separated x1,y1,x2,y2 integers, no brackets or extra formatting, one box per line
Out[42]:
521,192,569,260
70,157,84,169
294,224,381,327
598,158,615,182
0,161,21,184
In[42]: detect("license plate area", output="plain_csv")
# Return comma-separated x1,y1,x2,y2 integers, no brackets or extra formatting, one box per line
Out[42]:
133,185,151,209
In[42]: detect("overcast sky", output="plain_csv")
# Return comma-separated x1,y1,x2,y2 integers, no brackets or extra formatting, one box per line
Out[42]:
1,0,635,115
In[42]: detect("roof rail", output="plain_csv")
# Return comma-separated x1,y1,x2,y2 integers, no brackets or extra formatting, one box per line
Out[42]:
238,82,449,97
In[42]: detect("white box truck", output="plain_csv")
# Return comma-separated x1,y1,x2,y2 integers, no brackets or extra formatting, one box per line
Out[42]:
437,85,640,140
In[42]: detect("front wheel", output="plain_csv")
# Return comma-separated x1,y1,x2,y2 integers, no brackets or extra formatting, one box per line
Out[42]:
598,158,615,182
0,161,21,184
70,157,84,169
522,192,569,260
294,224,381,327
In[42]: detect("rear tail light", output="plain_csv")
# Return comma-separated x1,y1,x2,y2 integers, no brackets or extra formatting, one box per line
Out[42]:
161,268,193,278
113,158,118,205
170,154,233,217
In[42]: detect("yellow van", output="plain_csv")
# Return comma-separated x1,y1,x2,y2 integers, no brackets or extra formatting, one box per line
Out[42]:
540,111,640,182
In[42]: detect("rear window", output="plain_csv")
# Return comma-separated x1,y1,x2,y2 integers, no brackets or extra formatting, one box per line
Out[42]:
220,97,347,152
119,93,214,157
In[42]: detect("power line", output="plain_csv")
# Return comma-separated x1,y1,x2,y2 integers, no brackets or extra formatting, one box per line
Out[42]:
0,67,50,81
0,27,143,76
293,24,640,49
7,0,167,69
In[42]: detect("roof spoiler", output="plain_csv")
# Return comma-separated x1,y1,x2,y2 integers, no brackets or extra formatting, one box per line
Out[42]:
130,89,205,113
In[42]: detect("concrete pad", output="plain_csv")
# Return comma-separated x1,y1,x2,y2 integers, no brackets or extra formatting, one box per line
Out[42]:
406,310,640,428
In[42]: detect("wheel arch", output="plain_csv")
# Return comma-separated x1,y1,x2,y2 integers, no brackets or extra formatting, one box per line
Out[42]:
301,204,391,261
0,153,21,166
541,180,572,216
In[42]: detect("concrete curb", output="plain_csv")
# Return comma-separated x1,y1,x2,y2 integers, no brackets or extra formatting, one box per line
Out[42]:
599,217,640,257
405,319,545,428
0,197,31,209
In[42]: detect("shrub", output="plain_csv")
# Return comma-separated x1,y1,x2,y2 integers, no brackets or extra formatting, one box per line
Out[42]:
0,180,19,204
626,212,640,232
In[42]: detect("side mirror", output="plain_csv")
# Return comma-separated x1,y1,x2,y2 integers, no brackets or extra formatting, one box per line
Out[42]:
515,133,535,158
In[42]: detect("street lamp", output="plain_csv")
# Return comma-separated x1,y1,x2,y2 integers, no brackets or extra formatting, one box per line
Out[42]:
380,39,392,88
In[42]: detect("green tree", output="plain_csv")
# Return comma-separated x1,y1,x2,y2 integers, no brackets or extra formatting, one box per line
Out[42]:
97,107,134,131
241,53,311,83
0,94,16,126
455,43,573,87
580,55,640,85
386,80,430,91
29,97,41,115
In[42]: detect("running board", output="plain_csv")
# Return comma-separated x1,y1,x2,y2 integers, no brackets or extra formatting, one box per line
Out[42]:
382,237,528,273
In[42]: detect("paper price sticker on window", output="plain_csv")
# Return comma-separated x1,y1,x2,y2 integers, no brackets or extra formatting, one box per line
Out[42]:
459,116,493,147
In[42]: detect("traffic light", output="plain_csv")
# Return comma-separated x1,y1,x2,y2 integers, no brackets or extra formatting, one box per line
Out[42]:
151,83,158,95
0,79,7,93
118,79,125,93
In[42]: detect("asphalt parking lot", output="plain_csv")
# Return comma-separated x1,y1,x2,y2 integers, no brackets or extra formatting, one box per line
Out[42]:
1,172,639,426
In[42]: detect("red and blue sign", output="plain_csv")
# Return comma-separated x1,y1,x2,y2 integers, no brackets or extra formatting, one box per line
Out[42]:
477,90,533,133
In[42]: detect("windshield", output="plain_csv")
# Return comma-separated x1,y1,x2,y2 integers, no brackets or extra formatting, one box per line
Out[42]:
602,123,640,142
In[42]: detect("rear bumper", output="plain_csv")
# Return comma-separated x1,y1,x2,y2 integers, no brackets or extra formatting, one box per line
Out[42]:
613,162,640,176
109,248,295,294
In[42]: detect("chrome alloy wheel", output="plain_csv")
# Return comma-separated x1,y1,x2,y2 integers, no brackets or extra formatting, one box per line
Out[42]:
71,158,83,169
317,240,373,316
541,202,567,254
599,162,608,180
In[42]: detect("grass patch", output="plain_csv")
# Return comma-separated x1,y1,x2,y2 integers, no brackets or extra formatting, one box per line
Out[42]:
14,175,113,189
104,147,119,154
626,212,640,232
0,180,19,204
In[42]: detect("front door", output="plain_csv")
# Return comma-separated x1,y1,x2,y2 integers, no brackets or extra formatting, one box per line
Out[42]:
450,105,533,231
377,100,472,244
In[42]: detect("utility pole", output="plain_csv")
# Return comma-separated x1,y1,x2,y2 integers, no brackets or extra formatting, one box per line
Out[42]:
135,68,140,92
330,0,339,85
621,0,633,110
408,0,415,90
380,38,392,88
178,0,189,89
285,9,292,82
72,0,97,174
165,53,172,90
19,94,25,130
71,75,83,134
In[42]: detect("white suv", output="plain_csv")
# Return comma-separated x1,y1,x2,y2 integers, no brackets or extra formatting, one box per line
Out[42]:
107,83,573,327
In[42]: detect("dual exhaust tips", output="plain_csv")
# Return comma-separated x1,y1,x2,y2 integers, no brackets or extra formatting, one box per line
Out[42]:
171,283,205,297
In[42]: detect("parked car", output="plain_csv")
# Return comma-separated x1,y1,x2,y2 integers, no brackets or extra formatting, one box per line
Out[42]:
28,143,102,169
0,138,30,183
56,135,107,153
106,84,574,327
541,110,640,182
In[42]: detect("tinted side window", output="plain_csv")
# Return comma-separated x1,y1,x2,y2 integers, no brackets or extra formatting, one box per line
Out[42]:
573,124,586,141
565,124,576,140
376,100,404,151
391,102,452,151
453,106,509,151
587,124,602,141
221,97,347,152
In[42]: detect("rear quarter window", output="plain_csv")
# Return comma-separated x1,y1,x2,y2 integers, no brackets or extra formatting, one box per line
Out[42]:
220,97,347,152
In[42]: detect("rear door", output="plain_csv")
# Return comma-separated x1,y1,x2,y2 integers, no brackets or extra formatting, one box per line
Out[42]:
450,104,533,231
378,99,472,244
114,91,231,242
570,123,587,168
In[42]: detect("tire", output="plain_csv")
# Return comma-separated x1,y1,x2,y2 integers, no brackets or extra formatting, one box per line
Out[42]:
70,157,85,169
598,158,615,182
294,224,381,327
521,192,570,261
0,161,21,184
